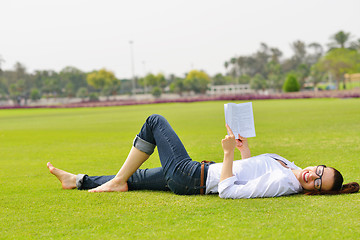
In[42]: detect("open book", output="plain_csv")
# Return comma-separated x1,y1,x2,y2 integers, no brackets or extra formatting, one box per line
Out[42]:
224,102,256,139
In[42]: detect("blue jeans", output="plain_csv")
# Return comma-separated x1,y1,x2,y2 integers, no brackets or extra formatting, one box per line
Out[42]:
77,114,210,195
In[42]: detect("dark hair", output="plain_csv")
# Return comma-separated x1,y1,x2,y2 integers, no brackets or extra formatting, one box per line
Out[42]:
305,167,359,195
331,167,344,191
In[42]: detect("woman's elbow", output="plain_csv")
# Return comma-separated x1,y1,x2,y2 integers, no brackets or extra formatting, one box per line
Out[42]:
219,190,232,199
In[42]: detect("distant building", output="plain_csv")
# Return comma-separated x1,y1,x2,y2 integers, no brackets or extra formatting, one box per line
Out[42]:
345,73,360,81
208,84,253,95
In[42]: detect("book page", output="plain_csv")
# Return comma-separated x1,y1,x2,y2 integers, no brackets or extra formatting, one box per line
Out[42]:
224,102,256,138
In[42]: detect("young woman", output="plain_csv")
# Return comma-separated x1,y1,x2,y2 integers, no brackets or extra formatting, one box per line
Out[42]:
47,114,359,198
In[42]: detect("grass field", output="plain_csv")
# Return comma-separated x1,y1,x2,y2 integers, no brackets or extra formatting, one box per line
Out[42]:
1,98,359,239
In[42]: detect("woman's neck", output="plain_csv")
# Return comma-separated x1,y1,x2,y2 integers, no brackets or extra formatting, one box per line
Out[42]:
291,169,302,182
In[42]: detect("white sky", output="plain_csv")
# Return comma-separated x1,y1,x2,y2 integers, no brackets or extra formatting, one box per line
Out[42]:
1,0,359,79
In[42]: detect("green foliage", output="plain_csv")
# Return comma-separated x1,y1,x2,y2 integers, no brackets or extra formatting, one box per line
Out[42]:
212,73,227,85
30,88,41,101
328,30,351,49
86,68,118,91
141,73,166,89
212,73,235,85
0,30,359,101
0,77,8,94
283,74,300,92
0,90,6,100
60,66,87,91
0,99,360,239
295,63,310,87
250,73,267,91
169,77,185,95
151,86,162,98
316,48,360,89
42,77,62,96
76,87,88,99
238,74,251,84
89,92,99,102
309,63,326,87
184,70,210,93
65,82,75,98
267,73,284,92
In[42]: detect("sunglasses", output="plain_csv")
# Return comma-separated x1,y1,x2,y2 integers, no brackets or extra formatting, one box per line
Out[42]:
314,165,326,191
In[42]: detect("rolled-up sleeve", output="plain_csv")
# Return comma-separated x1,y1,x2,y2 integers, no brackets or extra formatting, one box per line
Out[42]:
218,170,292,199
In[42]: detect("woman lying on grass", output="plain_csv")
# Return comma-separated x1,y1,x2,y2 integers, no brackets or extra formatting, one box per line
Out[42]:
48,114,359,198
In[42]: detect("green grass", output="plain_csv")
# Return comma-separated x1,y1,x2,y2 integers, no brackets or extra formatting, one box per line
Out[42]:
1,99,359,239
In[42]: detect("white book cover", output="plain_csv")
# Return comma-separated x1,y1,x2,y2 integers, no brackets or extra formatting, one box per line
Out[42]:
224,102,256,139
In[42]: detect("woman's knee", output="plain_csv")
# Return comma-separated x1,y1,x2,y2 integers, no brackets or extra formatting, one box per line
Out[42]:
146,114,167,125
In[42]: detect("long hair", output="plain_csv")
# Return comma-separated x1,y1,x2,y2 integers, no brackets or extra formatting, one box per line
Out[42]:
305,167,359,195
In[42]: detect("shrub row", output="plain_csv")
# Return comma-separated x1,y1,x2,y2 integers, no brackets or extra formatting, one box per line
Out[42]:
1,90,359,109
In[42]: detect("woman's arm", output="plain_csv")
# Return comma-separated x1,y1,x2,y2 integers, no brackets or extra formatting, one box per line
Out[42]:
235,135,251,159
220,124,236,182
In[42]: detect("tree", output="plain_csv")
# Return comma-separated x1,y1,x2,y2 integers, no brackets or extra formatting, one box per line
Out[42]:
315,48,360,89
42,77,61,97
139,73,167,93
309,64,325,88
328,30,351,49
142,73,157,89
89,92,99,102
283,74,300,92
59,66,87,94
268,73,283,92
238,74,251,84
227,43,279,80
212,73,228,85
64,82,75,98
265,61,283,91
76,87,88,100
30,88,41,101
151,86,162,98
169,77,185,95
253,43,271,77
295,63,310,88
270,47,283,63
307,42,324,65
184,70,211,94
224,61,229,75
0,77,8,96
86,68,119,96
350,38,360,52
291,40,307,65
9,81,25,105
250,74,267,91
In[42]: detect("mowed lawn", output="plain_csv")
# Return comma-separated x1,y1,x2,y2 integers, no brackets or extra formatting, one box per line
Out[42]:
1,98,359,239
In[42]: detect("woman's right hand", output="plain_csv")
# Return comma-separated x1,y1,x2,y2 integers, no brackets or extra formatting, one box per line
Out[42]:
221,124,236,154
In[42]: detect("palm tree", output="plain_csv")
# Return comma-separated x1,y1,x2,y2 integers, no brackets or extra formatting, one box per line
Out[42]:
328,30,351,50
224,61,229,75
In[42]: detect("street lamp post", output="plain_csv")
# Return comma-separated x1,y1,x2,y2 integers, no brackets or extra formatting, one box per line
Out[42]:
129,41,136,96
142,60,146,94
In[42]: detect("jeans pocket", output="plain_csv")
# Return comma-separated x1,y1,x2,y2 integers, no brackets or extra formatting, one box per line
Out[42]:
167,178,189,195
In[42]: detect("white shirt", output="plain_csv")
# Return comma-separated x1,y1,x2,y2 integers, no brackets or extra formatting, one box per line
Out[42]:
205,153,303,199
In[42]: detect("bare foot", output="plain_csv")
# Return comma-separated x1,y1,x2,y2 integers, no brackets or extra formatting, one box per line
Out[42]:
47,162,76,189
88,178,128,192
